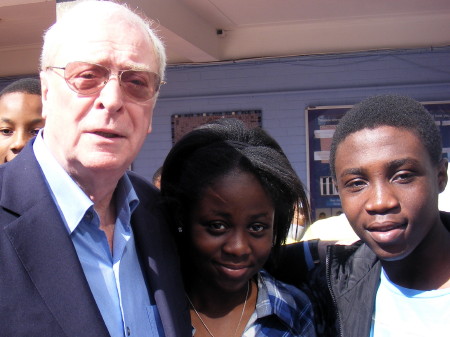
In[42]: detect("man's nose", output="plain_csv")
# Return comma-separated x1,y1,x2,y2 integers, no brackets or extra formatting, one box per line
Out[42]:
96,76,125,112
365,182,400,214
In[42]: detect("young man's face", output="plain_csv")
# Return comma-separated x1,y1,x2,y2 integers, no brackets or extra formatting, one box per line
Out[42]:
334,126,447,261
0,92,44,163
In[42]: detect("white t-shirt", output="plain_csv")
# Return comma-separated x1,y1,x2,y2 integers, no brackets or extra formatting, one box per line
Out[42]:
371,269,450,337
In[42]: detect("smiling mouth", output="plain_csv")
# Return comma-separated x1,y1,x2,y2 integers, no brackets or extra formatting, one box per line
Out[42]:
215,263,250,278
367,222,406,232
220,264,248,270
366,222,407,244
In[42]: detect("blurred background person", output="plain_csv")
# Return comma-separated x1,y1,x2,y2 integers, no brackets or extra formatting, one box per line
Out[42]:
286,202,307,243
302,213,359,244
152,166,162,189
0,78,44,163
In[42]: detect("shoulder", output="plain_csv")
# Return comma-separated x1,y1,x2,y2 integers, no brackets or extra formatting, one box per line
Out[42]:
328,240,371,261
126,171,160,203
259,269,312,306
327,241,379,281
127,171,156,191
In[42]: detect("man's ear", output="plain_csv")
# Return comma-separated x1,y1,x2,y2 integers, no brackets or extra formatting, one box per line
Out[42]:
40,71,49,119
437,158,448,193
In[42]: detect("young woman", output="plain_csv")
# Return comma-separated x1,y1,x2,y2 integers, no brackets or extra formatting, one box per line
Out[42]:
160,118,316,337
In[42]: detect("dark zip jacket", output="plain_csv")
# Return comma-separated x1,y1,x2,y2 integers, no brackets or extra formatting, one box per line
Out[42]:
273,211,450,337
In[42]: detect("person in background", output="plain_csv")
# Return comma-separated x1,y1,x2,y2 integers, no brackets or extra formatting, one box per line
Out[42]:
286,203,306,244
0,78,44,163
0,1,190,336
275,94,450,337
301,212,359,244
152,166,162,189
160,118,316,337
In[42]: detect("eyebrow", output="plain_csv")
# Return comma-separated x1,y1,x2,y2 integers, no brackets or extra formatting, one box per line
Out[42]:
338,158,422,179
123,63,153,72
0,117,44,125
338,167,364,179
387,158,421,170
210,210,272,221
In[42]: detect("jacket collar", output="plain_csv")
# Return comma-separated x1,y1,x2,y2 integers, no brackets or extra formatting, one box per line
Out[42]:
0,141,110,336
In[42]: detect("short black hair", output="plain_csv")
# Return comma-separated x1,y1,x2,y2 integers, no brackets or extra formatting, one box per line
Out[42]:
330,94,443,179
0,78,41,98
161,118,310,261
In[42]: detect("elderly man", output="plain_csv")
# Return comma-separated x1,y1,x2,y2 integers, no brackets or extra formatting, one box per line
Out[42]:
0,2,190,337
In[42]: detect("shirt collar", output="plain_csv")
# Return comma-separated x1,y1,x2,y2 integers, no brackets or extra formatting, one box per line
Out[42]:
255,269,300,332
114,173,140,232
33,129,139,234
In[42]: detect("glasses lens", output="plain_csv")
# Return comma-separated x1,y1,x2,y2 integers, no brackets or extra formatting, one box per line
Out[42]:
64,62,109,95
120,70,161,101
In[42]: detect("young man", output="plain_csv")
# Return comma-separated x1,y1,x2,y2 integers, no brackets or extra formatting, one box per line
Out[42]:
0,78,44,163
328,94,449,336
0,2,190,337
274,94,449,337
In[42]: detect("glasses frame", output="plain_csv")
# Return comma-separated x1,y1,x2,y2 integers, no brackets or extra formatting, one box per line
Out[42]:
46,61,165,102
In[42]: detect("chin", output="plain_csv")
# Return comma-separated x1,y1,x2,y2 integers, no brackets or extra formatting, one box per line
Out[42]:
81,156,129,173
375,247,411,262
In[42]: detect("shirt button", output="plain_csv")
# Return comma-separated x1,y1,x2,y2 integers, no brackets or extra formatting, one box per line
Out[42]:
84,211,93,222
126,327,131,336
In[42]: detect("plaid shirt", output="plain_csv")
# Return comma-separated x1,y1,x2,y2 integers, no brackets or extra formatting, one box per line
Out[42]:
243,269,317,337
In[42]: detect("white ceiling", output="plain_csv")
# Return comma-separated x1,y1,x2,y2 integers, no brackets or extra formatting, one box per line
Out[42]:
1,0,450,76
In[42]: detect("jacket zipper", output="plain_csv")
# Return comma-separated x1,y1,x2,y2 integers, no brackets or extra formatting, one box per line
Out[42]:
325,245,343,337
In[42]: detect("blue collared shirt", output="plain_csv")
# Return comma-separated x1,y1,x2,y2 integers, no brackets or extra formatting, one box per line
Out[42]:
34,131,164,337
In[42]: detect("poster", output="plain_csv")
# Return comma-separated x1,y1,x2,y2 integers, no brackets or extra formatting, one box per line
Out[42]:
171,110,261,144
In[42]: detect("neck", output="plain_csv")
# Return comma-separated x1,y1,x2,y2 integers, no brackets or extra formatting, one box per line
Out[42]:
186,279,257,337
76,174,119,252
381,218,450,290
187,280,251,316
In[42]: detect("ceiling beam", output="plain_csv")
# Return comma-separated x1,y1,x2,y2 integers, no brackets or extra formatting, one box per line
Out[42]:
123,0,220,63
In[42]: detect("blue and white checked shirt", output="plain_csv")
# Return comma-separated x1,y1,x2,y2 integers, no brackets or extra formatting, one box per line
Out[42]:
243,269,317,337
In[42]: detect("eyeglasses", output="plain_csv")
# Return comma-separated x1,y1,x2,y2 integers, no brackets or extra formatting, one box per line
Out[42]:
46,61,164,102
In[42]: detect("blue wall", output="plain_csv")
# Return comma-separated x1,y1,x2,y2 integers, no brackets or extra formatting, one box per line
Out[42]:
136,46,450,187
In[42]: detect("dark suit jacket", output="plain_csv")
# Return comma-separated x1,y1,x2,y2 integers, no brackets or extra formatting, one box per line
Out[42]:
0,141,191,337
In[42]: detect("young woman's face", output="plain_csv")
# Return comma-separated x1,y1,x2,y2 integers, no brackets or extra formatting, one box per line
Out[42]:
188,170,275,293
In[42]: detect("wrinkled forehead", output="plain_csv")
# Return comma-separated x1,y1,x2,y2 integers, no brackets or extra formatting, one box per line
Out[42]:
50,11,155,68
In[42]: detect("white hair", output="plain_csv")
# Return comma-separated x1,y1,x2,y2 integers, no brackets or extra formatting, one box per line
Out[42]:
40,0,167,80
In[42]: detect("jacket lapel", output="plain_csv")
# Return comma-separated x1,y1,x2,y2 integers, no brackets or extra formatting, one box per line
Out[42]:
130,174,191,337
1,143,110,337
